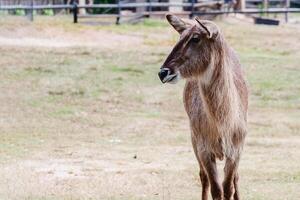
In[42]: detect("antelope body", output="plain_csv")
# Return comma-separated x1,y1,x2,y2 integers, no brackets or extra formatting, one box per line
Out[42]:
158,15,248,200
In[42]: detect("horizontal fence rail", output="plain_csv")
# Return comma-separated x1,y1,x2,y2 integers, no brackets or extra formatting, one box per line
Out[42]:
196,8,300,14
1,3,299,10
246,0,299,2
0,2,209,9
0,5,73,10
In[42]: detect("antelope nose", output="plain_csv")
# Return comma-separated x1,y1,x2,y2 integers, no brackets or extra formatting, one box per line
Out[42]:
158,68,170,83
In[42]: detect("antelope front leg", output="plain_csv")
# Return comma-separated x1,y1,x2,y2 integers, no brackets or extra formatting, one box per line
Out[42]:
195,160,210,200
223,158,239,200
199,164,209,200
191,137,210,200
200,152,223,200
233,172,240,200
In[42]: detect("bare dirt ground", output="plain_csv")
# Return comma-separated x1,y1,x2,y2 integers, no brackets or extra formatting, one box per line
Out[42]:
0,16,299,200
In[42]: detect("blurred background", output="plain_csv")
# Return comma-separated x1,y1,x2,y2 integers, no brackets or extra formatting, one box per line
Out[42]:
0,0,299,200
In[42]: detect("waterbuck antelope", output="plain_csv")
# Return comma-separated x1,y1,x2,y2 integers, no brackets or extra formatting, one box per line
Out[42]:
158,15,248,200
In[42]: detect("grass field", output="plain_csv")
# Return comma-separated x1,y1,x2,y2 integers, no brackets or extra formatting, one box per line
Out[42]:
0,16,299,200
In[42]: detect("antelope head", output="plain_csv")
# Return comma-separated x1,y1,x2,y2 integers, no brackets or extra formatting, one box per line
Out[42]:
158,14,220,84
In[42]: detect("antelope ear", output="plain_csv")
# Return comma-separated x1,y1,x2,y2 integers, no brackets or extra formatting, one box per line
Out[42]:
195,17,218,39
166,14,189,34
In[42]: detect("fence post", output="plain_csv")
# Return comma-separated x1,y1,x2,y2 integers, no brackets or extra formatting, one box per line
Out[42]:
73,2,78,23
29,0,34,22
116,0,121,25
285,0,290,23
190,0,195,19
263,0,269,16
149,0,152,17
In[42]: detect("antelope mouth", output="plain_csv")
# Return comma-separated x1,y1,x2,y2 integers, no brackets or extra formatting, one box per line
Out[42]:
158,68,180,84
162,73,178,83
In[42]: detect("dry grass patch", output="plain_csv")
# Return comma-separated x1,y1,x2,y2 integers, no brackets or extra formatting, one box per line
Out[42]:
0,16,299,200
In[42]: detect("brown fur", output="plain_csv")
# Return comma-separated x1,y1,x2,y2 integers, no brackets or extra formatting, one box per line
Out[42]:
160,15,248,200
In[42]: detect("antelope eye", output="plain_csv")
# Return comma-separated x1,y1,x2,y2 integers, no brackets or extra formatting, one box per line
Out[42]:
191,35,200,43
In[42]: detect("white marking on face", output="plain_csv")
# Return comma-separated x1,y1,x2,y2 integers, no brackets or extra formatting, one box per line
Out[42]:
167,71,181,84
161,68,175,83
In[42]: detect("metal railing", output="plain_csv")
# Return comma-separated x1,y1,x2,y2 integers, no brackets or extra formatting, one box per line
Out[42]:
0,1,300,24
